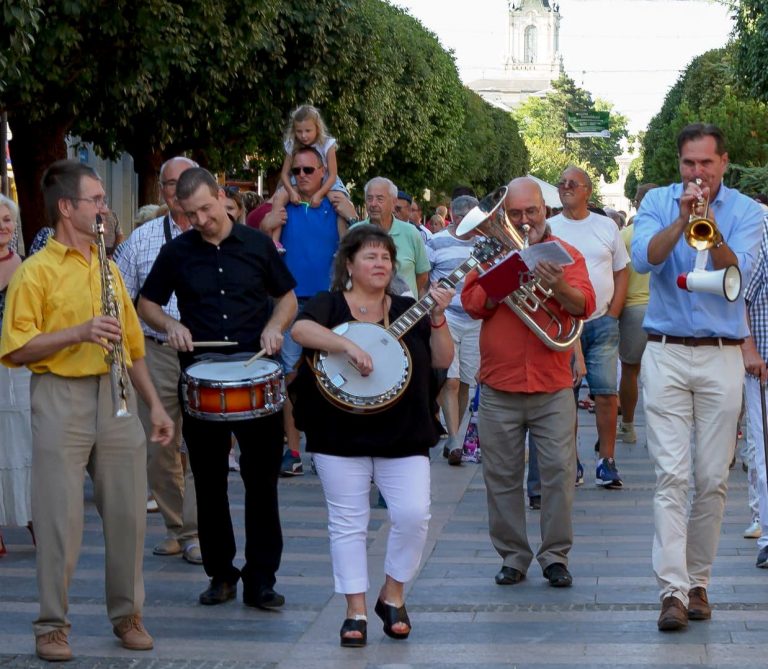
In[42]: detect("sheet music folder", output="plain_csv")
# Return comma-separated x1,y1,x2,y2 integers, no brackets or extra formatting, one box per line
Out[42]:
476,240,574,302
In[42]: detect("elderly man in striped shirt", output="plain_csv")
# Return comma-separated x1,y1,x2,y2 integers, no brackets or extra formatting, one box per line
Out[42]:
116,156,201,564
426,195,481,465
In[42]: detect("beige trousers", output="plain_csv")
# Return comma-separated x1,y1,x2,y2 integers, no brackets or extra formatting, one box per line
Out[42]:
641,341,743,605
30,372,147,635
478,385,576,573
139,338,197,543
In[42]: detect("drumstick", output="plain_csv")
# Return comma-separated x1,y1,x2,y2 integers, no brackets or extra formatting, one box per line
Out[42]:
162,341,239,348
244,348,268,366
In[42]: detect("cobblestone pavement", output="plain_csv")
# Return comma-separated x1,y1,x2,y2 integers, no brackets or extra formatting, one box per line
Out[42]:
1,400,767,668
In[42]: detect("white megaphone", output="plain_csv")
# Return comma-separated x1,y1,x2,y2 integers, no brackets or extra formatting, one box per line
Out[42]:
676,265,741,302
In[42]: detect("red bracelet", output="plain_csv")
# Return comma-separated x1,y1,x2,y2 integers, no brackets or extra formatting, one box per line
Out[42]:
431,316,447,329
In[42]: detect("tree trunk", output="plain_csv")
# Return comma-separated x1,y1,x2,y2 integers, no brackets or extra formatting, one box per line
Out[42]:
8,113,69,250
131,148,164,207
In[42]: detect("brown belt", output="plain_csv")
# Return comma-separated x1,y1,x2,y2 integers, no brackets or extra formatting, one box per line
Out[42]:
647,334,744,347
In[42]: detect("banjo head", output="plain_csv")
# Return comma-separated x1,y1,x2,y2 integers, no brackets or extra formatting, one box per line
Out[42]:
315,321,410,410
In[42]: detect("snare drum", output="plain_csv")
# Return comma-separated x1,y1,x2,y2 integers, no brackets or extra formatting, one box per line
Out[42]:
182,359,285,421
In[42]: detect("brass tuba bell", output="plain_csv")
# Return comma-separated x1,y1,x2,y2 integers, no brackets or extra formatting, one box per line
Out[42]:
456,186,583,352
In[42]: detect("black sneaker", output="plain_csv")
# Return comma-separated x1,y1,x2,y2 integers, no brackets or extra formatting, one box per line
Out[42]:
757,545,768,568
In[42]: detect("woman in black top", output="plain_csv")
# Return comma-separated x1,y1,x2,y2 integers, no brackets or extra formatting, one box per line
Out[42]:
292,225,453,647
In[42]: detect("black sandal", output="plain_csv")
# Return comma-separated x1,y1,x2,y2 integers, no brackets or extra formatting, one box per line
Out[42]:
374,598,411,639
339,616,367,648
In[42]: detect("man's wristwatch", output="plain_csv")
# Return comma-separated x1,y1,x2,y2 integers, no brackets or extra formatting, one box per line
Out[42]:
347,216,358,227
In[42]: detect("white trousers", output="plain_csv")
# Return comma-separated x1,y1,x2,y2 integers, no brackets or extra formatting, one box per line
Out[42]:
744,376,768,550
641,341,743,605
313,454,431,594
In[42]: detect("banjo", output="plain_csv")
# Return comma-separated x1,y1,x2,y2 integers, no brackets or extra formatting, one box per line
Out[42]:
312,237,502,413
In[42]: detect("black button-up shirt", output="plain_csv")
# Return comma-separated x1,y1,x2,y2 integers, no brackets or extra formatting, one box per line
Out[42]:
140,224,296,365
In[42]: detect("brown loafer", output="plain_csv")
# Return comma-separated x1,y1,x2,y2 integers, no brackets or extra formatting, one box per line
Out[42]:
113,615,154,650
658,595,688,631
687,586,711,620
36,629,73,662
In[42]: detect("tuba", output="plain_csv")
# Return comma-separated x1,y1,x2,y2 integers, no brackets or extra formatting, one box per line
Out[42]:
456,186,583,352
95,214,131,417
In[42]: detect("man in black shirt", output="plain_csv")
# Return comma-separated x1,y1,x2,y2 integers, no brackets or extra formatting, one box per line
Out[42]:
139,167,297,609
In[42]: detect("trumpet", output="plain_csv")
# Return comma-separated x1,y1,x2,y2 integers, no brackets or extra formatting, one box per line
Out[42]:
456,186,583,352
95,214,131,417
684,178,722,251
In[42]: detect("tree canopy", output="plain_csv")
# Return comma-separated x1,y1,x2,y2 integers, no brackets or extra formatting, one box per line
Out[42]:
733,0,768,104
1,0,527,242
513,73,629,189
642,46,768,188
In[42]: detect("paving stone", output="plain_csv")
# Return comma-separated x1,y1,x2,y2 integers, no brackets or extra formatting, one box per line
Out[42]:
1,405,764,668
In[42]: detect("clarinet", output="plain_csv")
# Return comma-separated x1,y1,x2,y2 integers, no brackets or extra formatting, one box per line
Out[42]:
95,214,131,417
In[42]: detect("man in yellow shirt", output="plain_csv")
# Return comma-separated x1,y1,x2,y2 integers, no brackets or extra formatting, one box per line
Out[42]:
0,160,174,662
617,183,657,444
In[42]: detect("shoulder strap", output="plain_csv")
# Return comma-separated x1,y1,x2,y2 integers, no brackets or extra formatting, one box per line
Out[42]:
162,215,172,245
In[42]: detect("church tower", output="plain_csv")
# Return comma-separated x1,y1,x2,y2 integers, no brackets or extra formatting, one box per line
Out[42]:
470,0,563,110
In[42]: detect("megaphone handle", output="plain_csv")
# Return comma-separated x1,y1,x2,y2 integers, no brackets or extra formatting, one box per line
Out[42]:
695,249,708,271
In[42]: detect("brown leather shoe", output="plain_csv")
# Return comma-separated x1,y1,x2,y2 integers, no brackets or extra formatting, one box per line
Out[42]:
112,615,154,650
35,629,73,661
657,595,688,631
688,586,712,620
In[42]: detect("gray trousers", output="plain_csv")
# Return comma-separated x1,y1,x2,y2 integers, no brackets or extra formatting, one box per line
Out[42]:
478,385,576,573
30,372,147,635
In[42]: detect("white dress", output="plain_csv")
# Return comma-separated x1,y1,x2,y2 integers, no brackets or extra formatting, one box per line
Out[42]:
0,287,33,526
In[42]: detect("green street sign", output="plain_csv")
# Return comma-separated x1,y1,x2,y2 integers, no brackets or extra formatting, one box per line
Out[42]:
566,110,610,138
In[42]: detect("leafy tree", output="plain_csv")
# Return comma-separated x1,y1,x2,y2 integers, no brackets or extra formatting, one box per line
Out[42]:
733,0,768,103
642,47,768,187
624,158,641,202
434,88,528,198
514,73,629,185
75,0,284,204
1,0,189,245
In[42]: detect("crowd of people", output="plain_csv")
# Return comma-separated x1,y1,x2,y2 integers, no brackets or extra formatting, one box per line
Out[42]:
1,114,767,661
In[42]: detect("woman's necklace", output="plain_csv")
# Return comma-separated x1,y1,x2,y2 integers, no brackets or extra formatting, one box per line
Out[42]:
351,294,387,318
0,249,14,262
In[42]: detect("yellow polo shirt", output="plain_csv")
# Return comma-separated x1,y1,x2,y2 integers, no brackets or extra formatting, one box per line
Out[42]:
621,225,650,307
0,237,145,375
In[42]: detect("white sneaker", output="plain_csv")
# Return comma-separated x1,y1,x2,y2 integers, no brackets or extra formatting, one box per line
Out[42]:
617,422,637,444
744,520,762,539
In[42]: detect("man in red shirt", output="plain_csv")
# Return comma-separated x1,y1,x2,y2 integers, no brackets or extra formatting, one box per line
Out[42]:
462,177,595,588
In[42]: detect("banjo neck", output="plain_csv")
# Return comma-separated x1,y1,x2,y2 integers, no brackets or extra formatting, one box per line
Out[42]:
387,254,482,340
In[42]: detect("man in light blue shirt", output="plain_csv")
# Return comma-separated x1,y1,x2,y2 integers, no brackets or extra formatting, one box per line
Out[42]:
632,123,763,632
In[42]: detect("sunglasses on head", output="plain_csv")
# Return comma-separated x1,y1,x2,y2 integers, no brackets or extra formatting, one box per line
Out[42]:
223,185,239,196
291,166,319,176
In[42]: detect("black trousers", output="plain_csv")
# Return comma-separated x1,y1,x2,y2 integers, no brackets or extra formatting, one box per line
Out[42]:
182,409,284,593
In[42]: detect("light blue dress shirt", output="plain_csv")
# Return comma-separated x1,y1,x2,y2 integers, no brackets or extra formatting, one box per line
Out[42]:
631,182,763,338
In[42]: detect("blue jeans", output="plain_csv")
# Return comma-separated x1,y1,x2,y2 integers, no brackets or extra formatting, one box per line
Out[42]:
280,297,310,374
580,315,619,396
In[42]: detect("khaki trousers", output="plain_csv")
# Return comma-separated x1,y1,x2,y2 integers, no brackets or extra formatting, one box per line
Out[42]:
30,373,147,635
478,385,576,573
641,341,743,605
139,338,197,543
